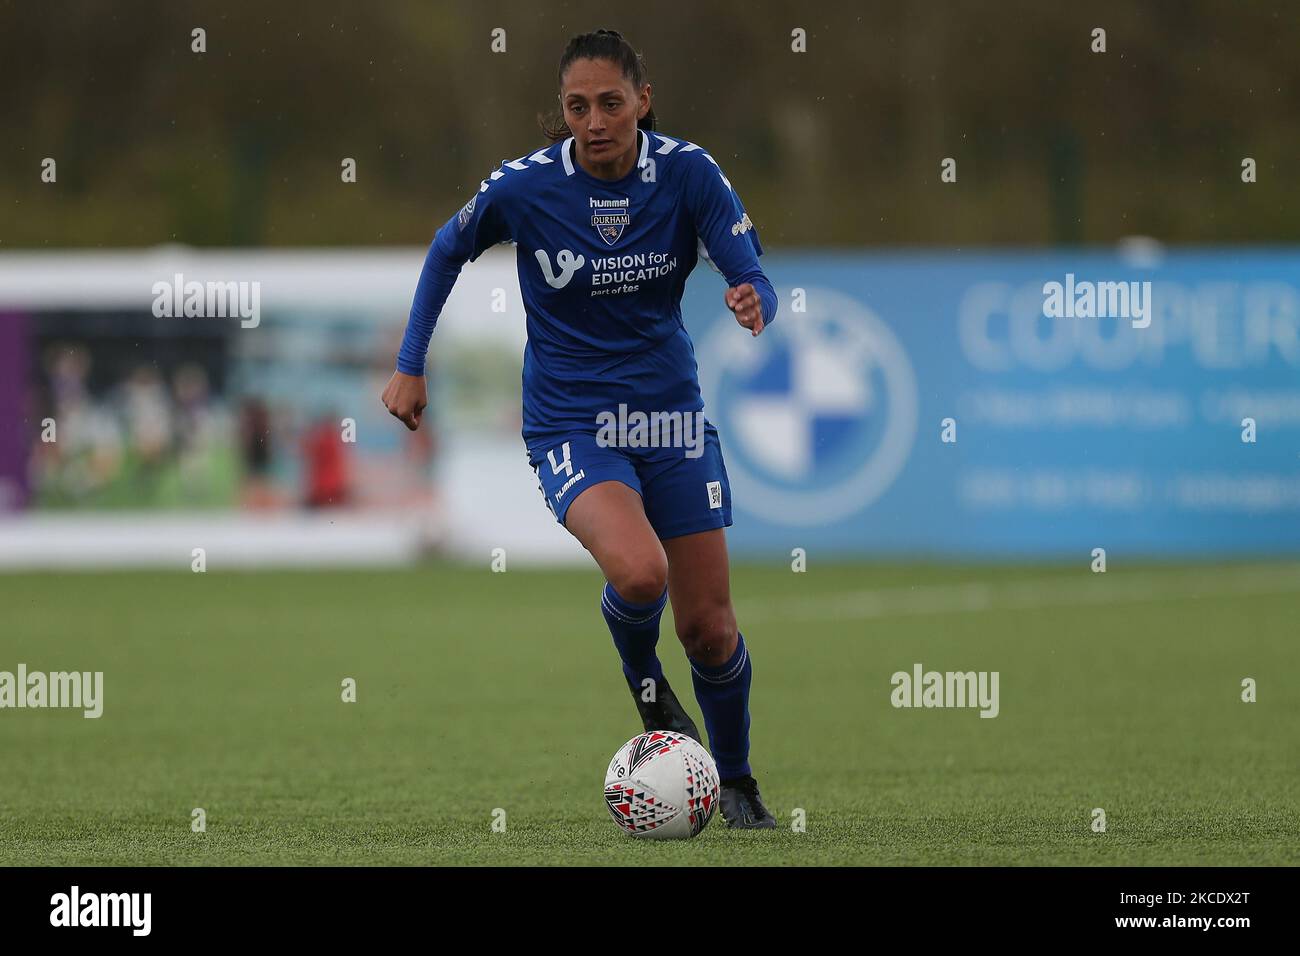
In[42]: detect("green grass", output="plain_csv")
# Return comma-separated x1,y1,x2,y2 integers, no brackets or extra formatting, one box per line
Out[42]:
1,562,1297,865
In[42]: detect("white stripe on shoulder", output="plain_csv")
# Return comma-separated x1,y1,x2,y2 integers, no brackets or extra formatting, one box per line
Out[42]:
652,134,733,189
561,136,576,175
652,134,681,154
702,152,733,189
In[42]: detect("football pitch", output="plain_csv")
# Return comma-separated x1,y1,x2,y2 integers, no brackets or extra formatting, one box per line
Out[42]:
1,561,1296,866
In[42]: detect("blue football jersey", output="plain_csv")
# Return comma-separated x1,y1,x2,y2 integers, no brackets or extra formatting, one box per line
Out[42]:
400,127,776,443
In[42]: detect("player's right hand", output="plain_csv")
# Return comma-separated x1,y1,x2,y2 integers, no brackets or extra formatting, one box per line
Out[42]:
381,370,427,431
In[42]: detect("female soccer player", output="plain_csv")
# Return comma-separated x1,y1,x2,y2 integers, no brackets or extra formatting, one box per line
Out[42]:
382,29,777,828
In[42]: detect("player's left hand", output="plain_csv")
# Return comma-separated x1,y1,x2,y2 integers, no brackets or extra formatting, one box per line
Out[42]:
726,283,765,337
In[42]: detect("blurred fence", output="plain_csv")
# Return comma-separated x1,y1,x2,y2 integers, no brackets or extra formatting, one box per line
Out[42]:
1,245,1297,567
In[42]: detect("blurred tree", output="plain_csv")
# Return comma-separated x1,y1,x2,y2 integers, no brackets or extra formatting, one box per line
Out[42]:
0,0,1295,248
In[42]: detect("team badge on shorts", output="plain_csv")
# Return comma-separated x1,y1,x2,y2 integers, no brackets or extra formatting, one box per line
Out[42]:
707,481,723,509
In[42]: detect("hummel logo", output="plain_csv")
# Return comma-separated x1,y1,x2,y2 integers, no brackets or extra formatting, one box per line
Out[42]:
456,195,477,230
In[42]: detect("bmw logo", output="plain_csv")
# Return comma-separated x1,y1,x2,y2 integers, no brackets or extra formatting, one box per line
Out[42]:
699,287,919,526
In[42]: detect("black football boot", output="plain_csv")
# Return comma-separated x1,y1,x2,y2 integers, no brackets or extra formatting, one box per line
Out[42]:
628,674,702,744
719,774,778,829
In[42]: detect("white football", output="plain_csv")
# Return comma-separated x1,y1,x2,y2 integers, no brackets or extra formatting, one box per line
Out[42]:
603,730,720,839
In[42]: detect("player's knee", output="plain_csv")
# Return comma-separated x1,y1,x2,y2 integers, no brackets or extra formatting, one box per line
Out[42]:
675,606,737,665
609,558,668,606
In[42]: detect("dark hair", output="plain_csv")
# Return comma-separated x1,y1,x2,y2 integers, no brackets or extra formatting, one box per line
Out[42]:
538,29,656,143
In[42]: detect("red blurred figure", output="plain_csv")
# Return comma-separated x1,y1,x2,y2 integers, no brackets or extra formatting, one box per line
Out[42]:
301,414,350,508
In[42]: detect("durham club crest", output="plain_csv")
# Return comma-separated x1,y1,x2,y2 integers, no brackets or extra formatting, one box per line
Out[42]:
590,197,631,245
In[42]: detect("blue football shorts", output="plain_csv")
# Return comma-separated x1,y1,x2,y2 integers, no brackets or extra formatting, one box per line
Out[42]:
526,419,733,540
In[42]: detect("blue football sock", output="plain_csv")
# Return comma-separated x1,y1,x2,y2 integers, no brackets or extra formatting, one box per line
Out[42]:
600,582,667,693
689,632,752,780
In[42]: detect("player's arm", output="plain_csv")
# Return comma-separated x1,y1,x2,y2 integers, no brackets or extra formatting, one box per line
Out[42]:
685,151,777,337
385,168,514,430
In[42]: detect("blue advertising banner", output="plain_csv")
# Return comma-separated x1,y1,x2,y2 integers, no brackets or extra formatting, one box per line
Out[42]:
684,249,1300,557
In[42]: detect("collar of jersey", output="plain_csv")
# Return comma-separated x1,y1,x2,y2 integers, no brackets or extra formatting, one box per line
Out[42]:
561,128,651,187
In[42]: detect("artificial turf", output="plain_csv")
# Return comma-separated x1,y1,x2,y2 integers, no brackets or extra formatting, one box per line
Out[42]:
1,561,1296,865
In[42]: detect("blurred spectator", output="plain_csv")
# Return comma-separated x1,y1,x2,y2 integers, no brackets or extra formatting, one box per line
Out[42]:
121,366,173,495
238,397,277,509
300,412,350,509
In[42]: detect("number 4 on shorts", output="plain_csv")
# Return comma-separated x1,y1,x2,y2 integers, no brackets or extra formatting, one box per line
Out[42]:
547,441,573,478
